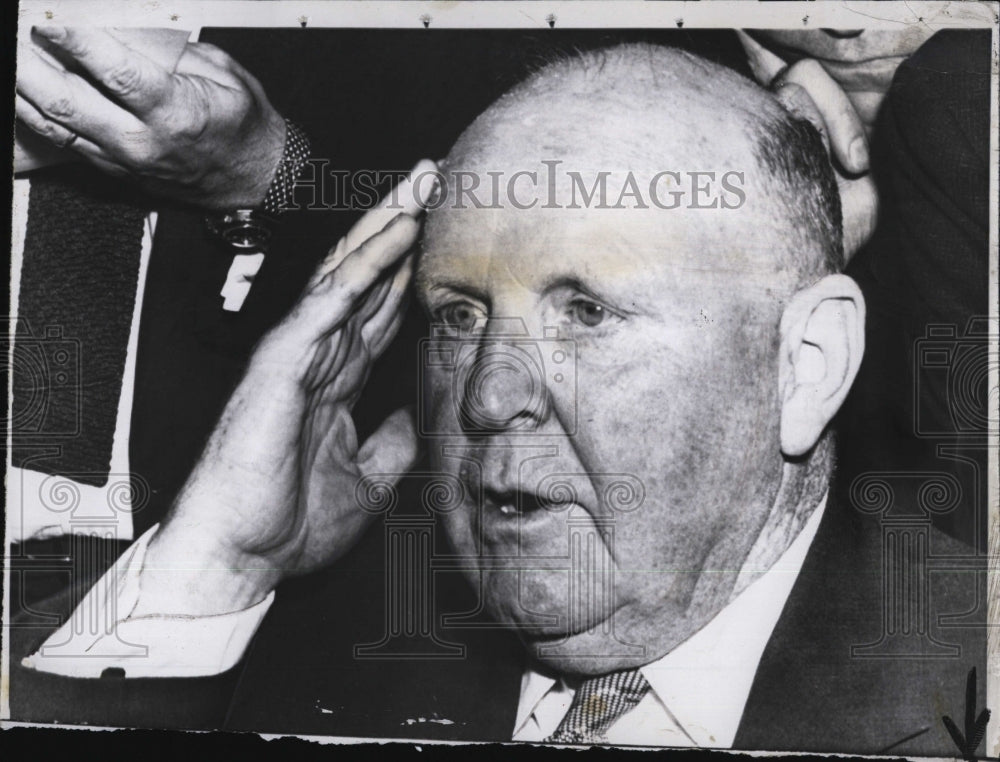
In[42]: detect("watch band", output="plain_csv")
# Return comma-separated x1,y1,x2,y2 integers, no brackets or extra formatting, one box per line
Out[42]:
205,119,312,251
262,119,311,215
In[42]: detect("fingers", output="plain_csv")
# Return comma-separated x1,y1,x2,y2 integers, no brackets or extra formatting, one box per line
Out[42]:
773,59,869,174
357,406,420,480
324,214,421,305
738,31,876,256
174,42,249,92
736,30,786,84
363,254,416,358
31,27,173,117
16,93,77,148
343,158,439,251
771,80,831,155
286,214,420,347
838,173,879,261
17,43,146,150
316,159,439,280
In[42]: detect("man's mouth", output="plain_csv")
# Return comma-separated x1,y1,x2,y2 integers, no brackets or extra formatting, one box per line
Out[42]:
487,489,575,518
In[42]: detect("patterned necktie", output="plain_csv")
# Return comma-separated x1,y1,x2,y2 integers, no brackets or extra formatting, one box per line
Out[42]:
13,165,146,485
545,669,651,744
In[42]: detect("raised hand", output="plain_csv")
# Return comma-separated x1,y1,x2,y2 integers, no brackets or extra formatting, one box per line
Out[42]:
135,162,439,616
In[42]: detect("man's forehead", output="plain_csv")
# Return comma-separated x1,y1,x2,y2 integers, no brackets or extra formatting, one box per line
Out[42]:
419,193,788,304
418,46,803,300
449,92,756,181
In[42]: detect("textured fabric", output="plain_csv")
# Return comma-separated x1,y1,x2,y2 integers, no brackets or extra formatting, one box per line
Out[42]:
12,165,146,485
262,119,311,214
544,669,651,744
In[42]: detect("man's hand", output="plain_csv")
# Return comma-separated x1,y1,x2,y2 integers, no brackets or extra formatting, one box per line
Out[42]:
134,162,438,617
15,27,286,209
737,31,879,260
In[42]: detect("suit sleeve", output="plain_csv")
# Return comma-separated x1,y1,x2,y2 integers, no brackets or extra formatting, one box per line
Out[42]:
9,621,246,730
7,531,269,729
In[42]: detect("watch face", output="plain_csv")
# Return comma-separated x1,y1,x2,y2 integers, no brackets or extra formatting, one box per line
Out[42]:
205,211,274,251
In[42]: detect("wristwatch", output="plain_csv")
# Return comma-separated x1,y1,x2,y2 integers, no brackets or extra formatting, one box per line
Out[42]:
204,119,311,251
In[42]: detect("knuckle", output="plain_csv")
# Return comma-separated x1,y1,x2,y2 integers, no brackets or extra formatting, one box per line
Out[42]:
53,129,78,148
338,279,367,304
19,108,49,133
58,29,88,56
787,58,825,83
192,42,233,68
166,107,210,143
232,88,255,116
119,136,157,167
105,63,144,97
44,95,75,121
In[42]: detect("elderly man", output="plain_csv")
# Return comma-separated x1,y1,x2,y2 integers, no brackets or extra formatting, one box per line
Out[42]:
9,44,984,754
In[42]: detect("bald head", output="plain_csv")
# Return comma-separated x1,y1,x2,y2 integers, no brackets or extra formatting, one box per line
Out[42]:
433,43,843,291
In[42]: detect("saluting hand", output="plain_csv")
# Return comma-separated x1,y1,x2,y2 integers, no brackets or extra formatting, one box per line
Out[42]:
136,162,438,616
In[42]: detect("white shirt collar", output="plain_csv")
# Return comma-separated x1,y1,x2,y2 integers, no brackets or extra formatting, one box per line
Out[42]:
513,493,827,746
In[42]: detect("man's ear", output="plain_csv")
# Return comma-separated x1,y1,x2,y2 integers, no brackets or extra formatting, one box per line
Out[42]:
778,274,865,457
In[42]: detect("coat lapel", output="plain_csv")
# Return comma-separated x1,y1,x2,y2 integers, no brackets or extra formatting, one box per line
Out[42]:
734,489,985,756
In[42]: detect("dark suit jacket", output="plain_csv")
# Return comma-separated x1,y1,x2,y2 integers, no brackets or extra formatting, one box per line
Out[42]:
9,487,987,755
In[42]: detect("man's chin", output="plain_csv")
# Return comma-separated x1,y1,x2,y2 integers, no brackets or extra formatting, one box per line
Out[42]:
519,625,657,678
482,574,681,676
484,569,618,638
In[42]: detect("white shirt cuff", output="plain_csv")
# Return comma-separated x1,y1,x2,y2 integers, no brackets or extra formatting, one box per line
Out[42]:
21,524,274,678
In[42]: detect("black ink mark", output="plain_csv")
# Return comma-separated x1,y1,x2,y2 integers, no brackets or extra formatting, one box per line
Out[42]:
675,19,684,28
943,667,991,762
878,726,931,754
546,14,556,29
298,16,308,29
421,14,432,29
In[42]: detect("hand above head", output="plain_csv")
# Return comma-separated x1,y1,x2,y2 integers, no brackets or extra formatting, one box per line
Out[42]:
737,31,879,261
134,161,439,617
15,27,287,209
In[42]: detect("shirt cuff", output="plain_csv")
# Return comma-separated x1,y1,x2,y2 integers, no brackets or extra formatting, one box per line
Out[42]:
21,524,274,678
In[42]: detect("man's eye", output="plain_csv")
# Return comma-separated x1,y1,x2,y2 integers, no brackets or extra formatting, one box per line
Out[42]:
569,299,614,328
434,301,485,332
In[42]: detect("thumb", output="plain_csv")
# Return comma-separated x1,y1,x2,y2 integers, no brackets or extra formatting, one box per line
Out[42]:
838,173,879,261
357,406,421,479
735,30,786,85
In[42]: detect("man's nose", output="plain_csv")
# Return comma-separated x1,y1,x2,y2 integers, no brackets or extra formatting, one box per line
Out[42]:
459,330,552,434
